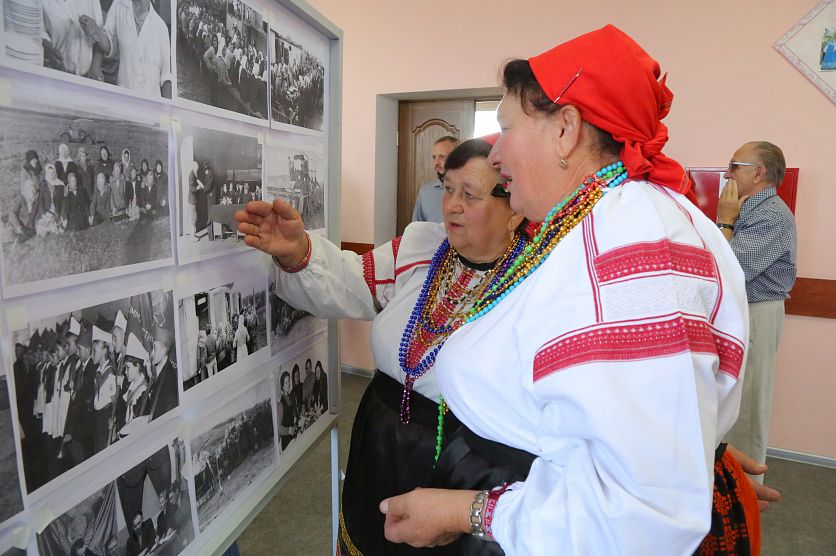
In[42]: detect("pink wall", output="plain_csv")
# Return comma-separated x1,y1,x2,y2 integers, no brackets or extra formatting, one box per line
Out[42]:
312,0,836,457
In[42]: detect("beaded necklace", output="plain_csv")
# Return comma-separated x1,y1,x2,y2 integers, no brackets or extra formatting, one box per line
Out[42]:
433,161,627,462
398,233,527,424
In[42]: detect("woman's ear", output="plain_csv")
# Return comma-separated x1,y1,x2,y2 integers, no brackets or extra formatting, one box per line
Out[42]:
554,105,583,157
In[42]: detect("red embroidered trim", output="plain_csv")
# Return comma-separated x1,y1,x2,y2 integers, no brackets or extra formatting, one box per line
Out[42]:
394,259,431,277
594,239,717,284
533,314,745,382
361,251,376,298
483,483,511,541
392,235,403,264
583,215,602,322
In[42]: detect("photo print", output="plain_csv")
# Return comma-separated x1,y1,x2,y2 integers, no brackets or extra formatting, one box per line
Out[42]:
264,141,325,233
175,0,269,120
274,336,328,452
177,263,268,391
823,27,836,71
0,99,172,298
10,289,178,493
175,123,262,263
268,269,326,358
0,368,24,524
269,25,325,131
2,0,174,99
37,438,195,556
189,378,275,531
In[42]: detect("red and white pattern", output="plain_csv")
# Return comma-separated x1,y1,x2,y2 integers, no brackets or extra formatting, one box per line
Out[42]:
533,313,744,382
594,239,717,284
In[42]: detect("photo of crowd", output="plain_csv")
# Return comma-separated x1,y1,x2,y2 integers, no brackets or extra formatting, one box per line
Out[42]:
176,0,269,119
0,367,24,524
270,29,325,131
176,124,262,262
0,104,171,294
190,379,275,531
178,276,268,391
3,0,174,98
264,144,325,232
10,290,179,493
268,274,326,358
275,339,329,452
37,439,195,556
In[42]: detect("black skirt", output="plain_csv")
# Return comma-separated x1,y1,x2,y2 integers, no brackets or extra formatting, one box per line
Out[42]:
339,371,461,556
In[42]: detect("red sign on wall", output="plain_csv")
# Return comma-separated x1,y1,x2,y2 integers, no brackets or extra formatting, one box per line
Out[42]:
686,167,798,221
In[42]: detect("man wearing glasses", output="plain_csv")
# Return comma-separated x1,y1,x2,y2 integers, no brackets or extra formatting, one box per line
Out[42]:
717,141,797,480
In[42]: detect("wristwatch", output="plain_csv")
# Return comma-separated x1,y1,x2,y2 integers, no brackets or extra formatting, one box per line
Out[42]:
716,222,734,231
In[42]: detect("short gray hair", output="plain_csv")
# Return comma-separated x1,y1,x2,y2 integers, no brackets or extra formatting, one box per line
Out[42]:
752,141,786,185
434,135,459,146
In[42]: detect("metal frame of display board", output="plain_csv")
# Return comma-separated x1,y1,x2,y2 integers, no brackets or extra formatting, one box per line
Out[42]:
0,0,343,552
183,1,344,554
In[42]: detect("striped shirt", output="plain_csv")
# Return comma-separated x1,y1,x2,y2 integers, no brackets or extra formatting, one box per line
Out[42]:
730,186,797,303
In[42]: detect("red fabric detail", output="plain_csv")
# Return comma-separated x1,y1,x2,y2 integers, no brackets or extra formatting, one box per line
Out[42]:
394,259,431,277
483,483,511,541
528,25,690,195
533,314,744,382
361,251,376,298
594,239,717,283
582,217,602,323
391,235,403,265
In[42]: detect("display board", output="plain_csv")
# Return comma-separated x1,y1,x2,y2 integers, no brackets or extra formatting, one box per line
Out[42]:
0,0,343,553
687,167,799,221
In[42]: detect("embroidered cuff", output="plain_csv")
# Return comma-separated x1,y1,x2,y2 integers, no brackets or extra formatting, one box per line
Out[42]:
273,234,312,273
483,483,511,541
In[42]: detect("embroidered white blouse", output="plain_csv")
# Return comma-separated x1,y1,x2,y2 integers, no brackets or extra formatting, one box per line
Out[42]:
437,180,749,555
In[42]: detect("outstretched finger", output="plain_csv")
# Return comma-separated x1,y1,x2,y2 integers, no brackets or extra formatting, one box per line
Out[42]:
237,221,261,237
241,201,274,218
233,209,264,226
272,198,301,222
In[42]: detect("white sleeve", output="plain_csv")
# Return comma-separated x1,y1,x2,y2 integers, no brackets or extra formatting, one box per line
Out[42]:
103,1,119,59
489,270,746,554
274,233,398,321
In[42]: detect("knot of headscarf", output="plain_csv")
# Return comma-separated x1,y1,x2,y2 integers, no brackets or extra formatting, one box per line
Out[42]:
528,25,691,195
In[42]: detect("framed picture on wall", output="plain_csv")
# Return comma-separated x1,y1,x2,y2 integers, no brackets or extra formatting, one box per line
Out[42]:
263,137,326,235
0,0,175,101
774,0,836,104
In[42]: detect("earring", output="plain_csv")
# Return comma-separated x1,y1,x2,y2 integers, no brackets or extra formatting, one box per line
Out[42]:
559,157,568,169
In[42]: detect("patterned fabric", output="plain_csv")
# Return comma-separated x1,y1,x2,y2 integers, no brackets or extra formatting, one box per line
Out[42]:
696,444,761,556
730,187,796,303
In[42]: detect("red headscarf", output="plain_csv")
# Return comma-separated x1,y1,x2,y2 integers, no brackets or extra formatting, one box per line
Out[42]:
528,24,690,195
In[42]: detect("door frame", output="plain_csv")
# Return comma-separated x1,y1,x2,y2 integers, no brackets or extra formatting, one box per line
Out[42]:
373,87,501,246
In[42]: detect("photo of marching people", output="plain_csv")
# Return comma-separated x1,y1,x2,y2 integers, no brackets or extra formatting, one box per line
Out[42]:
0,368,24,524
10,289,179,493
2,0,174,98
268,272,326,358
274,338,328,452
177,274,268,391
0,102,171,296
37,439,195,556
264,143,325,233
190,379,275,531
176,0,269,119
269,28,325,131
176,124,262,262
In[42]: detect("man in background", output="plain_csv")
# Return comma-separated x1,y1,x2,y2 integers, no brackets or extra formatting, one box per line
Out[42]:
411,136,458,223
718,140,797,477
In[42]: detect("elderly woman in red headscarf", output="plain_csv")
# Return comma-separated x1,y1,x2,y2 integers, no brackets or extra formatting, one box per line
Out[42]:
380,25,762,555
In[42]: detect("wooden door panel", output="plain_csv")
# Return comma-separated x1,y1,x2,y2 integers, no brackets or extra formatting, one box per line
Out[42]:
396,100,474,235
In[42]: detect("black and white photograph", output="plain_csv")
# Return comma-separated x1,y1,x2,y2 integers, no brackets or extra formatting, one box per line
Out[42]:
177,268,268,391
269,27,325,131
0,99,172,298
268,271,326,358
10,289,179,494
264,141,325,233
175,123,262,263
0,368,24,524
189,378,275,531
1,0,174,99
274,337,328,452
175,0,269,120
36,438,195,555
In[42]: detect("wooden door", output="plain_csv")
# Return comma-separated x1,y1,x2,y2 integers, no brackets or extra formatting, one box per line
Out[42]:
396,100,475,235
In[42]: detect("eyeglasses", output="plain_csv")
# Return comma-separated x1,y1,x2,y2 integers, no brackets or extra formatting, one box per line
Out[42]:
727,161,760,173
490,182,510,198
